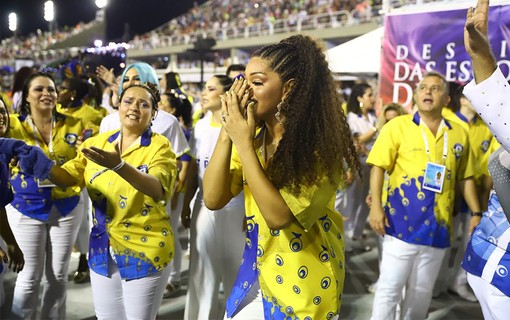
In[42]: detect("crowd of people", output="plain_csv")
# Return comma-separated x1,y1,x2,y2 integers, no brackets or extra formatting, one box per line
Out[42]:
0,20,102,68
0,0,508,319
130,0,383,50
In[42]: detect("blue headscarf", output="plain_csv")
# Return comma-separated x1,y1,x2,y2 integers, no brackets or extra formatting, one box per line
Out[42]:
119,62,159,96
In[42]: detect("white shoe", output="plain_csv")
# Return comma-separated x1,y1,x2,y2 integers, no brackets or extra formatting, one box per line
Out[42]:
367,280,378,294
448,284,478,302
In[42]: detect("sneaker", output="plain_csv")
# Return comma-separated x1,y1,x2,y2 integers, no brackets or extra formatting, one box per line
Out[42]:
367,280,378,294
448,284,478,302
73,270,90,283
73,254,90,284
163,282,181,299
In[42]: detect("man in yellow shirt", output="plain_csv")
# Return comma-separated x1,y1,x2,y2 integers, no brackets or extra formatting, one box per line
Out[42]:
367,72,481,319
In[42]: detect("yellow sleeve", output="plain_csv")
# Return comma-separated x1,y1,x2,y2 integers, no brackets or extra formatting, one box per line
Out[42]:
456,137,477,182
367,120,400,172
147,138,177,202
60,141,88,188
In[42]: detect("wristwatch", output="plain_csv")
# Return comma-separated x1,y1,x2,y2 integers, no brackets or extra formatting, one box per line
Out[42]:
471,211,483,217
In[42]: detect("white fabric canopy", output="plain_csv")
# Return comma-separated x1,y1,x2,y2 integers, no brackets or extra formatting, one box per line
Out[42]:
326,27,383,74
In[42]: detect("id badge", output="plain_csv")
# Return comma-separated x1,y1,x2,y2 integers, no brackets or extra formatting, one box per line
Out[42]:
422,162,446,193
37,160,56,188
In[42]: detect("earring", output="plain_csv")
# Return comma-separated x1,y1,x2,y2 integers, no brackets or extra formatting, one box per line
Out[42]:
359,102,363,108
275,100,286,124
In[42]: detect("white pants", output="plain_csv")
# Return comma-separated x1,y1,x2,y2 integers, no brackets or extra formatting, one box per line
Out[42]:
6,200,83,319
167,192,184,284
467,273,509,320
75,189,92,253
434,211,471,294
0,236,6,307
185,201,245,320
340,162,371,238
90,253,170,320
371,236,446,320
450,212,472,288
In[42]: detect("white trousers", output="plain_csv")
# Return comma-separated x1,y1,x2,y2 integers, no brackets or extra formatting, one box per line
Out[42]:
467,273,509,320
371,236,446,320
339,162,371,238
450,212,472,288
434,211,471,294
185,201,245,320
167,192,184,284
90,253,170,320
75,189,92,253
6,199,83,319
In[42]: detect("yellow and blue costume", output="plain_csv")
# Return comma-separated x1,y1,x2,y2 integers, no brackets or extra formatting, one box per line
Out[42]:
61,128,177,280
226,133,345,319
7,113,94,220
367,112,477,248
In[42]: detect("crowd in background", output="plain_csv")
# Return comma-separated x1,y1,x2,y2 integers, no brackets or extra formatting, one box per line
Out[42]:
0,0,458,68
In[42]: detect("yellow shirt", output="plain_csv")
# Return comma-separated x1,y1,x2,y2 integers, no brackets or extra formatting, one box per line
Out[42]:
61,128,177,279
56,102,104,127
7,112,94,220
226,138,344,318
442,109,498,181
367,112,476,248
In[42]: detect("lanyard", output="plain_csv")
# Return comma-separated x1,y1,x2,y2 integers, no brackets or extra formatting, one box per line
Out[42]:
27,115,54,156
420,128,448,165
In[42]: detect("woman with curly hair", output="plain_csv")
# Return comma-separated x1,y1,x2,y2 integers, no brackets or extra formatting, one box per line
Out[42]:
203,34,361,319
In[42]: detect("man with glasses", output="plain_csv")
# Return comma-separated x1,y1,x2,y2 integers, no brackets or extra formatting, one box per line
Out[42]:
366,72,482,319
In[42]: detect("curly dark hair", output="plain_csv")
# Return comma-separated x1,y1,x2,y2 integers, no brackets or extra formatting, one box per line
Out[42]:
252,34,361,194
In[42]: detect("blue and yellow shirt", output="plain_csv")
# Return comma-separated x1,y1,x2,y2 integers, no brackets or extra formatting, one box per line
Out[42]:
367,112,476,248
61,128,177,280
226,141,345,319
7,113,95,220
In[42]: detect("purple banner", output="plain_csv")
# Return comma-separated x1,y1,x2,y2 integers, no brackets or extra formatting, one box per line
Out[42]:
380,5,510,108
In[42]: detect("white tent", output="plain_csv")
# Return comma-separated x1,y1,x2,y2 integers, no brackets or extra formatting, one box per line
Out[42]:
326,27,383,74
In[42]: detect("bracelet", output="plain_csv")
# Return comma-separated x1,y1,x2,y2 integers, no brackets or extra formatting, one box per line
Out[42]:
371,126,378,132
111,160,126,172
471,211,483,217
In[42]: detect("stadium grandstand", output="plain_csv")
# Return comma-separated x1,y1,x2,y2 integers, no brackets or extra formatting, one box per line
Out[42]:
0,0,455,83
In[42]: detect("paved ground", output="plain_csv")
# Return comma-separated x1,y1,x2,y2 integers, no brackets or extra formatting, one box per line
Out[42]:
0,229,484,319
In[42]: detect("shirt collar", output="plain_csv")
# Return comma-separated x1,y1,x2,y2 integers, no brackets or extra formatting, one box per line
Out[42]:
107,127,153,147
412,111,452,129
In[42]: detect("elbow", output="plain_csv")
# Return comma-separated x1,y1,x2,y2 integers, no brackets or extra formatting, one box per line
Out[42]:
265,213,294,230
203,183,232,210
266,220,292,230
203,194,226,210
